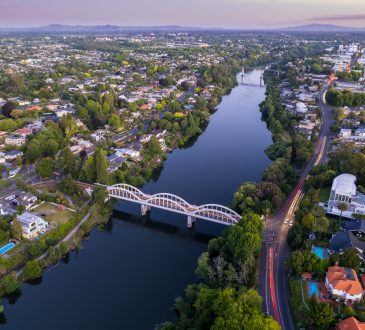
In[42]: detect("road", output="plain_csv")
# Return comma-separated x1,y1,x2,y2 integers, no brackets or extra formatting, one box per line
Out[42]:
259,82,333,329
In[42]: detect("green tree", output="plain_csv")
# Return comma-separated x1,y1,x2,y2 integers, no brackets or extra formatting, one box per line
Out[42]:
10,219,23,240
141,136,164,162
315,216,329,239
0,272,20,295
301,213,315,231
339,248,361,272
108,113,121,130
23,260,42,281
309,296,334,328
338,202,348,220
94,148,108,184
36,157,54,178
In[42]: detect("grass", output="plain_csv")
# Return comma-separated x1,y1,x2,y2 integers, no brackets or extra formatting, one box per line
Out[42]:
289,278,310,328
318,186,331,203
0,179,11,189
313,204,326,217
32,202,73,225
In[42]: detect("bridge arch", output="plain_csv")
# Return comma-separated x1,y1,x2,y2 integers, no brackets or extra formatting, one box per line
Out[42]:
145,196,188,212
150,193,190,208
195,204,241,220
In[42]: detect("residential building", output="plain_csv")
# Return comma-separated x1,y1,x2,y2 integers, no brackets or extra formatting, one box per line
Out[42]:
5,135,26,147
336,316,365,330
327,174,365,219
325,263,364,303
340,128,352,138
17,212,49,239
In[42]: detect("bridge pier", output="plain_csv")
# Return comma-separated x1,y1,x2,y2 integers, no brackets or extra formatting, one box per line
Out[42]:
141,204,151,216
187,215,196,228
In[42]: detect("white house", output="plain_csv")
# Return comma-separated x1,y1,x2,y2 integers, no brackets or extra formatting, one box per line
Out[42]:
5,135,26,147
17,212,49,239
325,264,364,303
295,102,308,114
339,128,352,138
115,148,140,160
327,174,365,219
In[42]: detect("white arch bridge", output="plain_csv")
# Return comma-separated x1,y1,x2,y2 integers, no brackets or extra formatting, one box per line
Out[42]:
98,183,241,227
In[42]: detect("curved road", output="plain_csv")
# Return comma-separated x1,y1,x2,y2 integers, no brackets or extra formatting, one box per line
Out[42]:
259,82,333,329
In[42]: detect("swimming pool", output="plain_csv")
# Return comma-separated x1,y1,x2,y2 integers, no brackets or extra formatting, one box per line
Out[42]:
308,281,319,297
312,246,327,260
0,242,15,255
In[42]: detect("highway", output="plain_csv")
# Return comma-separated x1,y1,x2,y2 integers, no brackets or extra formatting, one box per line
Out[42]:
258,82,333,329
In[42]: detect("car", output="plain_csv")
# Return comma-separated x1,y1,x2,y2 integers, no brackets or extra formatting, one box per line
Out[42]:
289,221,294,226
284,218,289,225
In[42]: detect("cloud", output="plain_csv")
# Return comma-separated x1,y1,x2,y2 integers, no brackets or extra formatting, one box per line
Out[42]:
309,14,365,21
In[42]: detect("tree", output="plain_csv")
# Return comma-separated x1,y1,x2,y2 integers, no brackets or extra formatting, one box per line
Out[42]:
94,148,108,184
338,202,348,220
339,248,361,272
315,216,329,239
36,157,54,178
108,113,121,130
301,213,315,231
309,296,334,328
0,272,20,295
23,260,42,281
2,101,16,118
141,136,164,162
158,285,280,330
10,219,23,240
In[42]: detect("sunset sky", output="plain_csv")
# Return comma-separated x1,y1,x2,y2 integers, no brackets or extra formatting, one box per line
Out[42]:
1,0,365,28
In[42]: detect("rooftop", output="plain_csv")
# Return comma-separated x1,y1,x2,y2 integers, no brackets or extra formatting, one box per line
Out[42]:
332,174,357,197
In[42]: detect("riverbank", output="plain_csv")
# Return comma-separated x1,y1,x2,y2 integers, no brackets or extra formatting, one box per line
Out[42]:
0,69,273,329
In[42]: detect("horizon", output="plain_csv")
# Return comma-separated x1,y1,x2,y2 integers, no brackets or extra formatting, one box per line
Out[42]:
1,0,365,29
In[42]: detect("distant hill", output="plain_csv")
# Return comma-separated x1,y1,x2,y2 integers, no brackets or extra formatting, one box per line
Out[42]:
0,24,218,33
279,23,365,32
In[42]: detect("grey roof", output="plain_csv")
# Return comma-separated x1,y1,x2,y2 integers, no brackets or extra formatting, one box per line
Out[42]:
329,231,352,252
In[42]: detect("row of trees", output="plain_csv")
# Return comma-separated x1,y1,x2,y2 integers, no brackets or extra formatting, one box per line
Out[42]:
159,213,279,329
326,87,365,107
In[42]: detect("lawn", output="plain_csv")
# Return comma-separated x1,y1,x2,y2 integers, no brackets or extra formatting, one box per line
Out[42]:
0,179,11,189
313,204,326,217
32,202,73,225
318,186,331,203
289,278,310,328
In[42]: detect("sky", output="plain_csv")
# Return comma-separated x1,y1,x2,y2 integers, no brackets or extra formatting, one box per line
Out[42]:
1,0,365,28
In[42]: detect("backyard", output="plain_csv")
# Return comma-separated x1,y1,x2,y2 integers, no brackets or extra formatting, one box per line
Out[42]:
32,202,74,225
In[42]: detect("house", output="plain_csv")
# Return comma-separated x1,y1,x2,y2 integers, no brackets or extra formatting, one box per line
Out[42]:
340,128,352,138
327,174,365,219
115,148,140,160
325,263,364,303
355,128,365,137
5,135,26,147
4,150,23,161
12,192,37,210
336,316,365,330
295,102,308,114
17,212,49,239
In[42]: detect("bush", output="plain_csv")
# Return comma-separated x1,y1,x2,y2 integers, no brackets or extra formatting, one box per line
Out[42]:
23,260,42,281
0,272,20,295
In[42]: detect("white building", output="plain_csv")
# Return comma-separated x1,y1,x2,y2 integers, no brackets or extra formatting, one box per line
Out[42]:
295,102,308,114
17,212,49,239
339,128,352,138
327,174,365,219
5,135,26,147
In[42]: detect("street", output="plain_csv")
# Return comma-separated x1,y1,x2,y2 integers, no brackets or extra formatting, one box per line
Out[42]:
259,83,333,329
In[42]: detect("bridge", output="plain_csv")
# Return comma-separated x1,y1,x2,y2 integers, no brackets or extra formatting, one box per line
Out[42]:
82,182,242,227
240,66,280,87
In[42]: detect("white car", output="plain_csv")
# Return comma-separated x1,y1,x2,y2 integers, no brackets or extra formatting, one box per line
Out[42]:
284,219,289,225
289,221,294,226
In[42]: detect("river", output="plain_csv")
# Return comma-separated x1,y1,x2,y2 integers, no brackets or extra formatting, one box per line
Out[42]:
1,70,271,330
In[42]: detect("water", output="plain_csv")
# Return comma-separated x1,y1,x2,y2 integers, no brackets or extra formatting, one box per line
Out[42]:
312,246,328,260
0,243,15,255
1,70,271,330
308,281,319,297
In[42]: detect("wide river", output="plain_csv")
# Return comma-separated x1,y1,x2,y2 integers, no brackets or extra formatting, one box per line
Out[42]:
1,70,271,329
